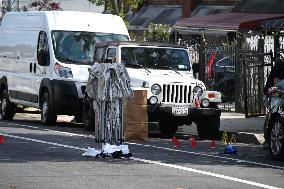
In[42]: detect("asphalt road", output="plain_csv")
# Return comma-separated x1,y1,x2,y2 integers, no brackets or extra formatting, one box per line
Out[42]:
0,115,284,189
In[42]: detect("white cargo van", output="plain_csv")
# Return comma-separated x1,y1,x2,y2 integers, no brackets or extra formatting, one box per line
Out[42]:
0,11,129,125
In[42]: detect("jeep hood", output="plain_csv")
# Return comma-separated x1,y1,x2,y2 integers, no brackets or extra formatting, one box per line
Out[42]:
127,68,205,88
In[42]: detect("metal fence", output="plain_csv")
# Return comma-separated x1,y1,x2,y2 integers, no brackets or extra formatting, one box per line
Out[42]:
176,32,278,114
236,36,274,117
203,43,236,111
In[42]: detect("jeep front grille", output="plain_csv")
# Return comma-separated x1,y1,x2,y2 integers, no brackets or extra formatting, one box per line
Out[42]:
162,84,192,104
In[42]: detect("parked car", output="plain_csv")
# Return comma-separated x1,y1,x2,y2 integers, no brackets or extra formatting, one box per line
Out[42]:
84,41,222,139
264,86,284,160
214,55,235,102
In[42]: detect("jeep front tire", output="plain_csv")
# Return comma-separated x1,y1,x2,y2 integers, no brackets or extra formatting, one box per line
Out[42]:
158,119,178,138
195,115,220,140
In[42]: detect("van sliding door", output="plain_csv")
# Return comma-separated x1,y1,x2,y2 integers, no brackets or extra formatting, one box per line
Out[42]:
10,30,38,104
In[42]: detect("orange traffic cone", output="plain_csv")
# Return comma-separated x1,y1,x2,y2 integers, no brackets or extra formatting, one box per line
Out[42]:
210,140,216,149
191,138,197,148
0,135,4,144
172,136,180,148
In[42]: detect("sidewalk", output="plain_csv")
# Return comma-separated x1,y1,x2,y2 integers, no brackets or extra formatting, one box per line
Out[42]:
219,112,265,144
176,112,266,144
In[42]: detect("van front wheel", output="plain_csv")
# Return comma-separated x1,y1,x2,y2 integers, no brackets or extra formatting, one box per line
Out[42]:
40,92,57,125
0,89,15,120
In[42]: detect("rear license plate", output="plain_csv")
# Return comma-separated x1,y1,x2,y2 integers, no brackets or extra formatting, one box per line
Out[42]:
172,107,188,116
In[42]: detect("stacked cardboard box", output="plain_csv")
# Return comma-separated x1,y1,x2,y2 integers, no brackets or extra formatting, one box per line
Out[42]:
124,89,148,141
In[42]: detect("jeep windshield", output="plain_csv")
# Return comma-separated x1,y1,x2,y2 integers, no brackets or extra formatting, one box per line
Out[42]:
120,46,191,71
51,31,129,65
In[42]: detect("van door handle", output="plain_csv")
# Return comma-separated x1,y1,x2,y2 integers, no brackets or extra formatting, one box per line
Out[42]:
30,63,33,72
33,63,36,73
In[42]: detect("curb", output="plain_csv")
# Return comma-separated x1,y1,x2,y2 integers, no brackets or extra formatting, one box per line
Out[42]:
225,131,264,145
174,131,264,145
149,122,264,145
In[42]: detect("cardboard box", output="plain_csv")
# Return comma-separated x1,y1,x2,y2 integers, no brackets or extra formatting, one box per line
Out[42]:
124,104,148,123
124,122,148,132
124,122,148,141
123,89,149,141
124,131,148,141
127,89,147,105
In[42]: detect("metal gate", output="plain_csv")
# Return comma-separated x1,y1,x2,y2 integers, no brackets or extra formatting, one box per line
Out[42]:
203,43,236,111
237,38,273,117
180,35,237,112
176,32,279,115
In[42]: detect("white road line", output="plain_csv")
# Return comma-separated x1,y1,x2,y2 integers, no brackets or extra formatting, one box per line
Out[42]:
126,142,284,170
0,132,86,151
0,132,282,189
132,157,282,189
2,121,284,170
2,121,96,139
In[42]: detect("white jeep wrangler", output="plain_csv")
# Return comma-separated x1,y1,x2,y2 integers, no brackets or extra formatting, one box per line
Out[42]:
84,41,222,139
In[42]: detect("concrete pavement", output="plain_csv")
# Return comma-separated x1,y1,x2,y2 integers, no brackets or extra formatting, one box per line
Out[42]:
219,112,265,144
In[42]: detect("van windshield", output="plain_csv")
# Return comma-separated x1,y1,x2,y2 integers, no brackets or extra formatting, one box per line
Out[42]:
51,31,129,65
120,47,191,71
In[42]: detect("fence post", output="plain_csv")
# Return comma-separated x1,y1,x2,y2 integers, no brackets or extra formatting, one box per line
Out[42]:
258,34,265,115
235,31,243,113
199,31,206,82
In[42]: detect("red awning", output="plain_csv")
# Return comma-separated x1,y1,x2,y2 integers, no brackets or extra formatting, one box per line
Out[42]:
175,13,284,31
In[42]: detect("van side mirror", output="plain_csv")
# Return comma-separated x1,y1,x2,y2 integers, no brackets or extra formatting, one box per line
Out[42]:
38,50,49,66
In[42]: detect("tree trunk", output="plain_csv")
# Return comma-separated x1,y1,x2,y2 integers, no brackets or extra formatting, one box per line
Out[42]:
111,0,119,15
117,0,123,14
104,0,109,13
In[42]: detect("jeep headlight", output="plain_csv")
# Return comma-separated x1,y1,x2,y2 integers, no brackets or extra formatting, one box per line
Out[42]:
151,84,161,95
149,96,158,104
193,86,203,97
201,98,210,107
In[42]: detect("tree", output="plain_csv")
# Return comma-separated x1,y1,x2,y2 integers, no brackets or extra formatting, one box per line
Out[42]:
1,0,18,16
0,0,62,20
143,23,172,43
87,0,144,17
22,0,62,11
